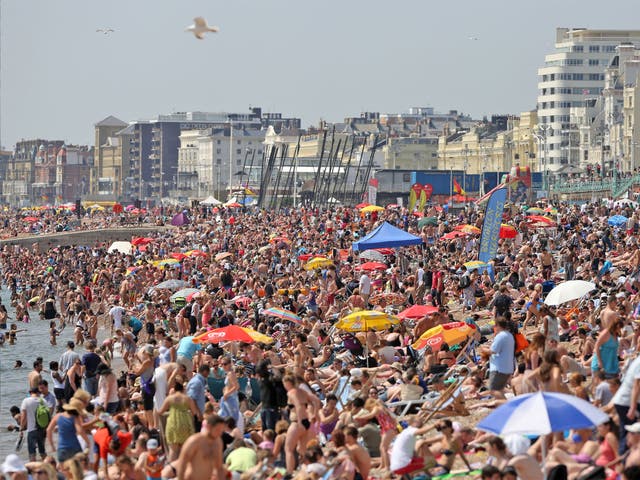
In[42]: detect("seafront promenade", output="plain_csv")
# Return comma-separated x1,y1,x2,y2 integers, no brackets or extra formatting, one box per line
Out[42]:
0,225,171,248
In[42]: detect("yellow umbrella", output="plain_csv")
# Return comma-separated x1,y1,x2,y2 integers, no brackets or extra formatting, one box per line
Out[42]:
463,260,488,270
241,327,274,344
303,257,334,271
454,224,481,234
336,310,400,332
360,205,385,213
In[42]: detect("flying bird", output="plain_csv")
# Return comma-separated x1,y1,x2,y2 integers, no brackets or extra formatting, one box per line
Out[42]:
96,28,115,35
186,17,219,39
468,36,479,41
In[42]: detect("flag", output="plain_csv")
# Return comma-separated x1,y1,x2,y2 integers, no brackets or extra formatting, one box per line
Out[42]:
418,185,427,211
453,178,466,195
478,187,507,263
244,187,255,195
408,183,422,212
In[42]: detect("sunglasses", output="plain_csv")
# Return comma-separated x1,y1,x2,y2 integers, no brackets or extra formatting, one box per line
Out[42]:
34,471,48,476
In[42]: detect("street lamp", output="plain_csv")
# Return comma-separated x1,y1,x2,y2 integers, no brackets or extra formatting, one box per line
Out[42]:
534,124,553,192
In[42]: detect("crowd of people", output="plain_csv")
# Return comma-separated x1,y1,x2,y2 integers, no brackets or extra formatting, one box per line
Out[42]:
3,199,640,480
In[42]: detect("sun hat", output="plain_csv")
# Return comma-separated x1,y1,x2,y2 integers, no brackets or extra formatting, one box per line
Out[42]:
1,454,27,474
63,398,87,416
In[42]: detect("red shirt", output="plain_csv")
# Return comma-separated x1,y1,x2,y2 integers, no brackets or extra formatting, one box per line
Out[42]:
93,428,132,460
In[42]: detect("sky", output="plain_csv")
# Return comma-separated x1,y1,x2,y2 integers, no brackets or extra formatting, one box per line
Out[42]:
1,0,639,149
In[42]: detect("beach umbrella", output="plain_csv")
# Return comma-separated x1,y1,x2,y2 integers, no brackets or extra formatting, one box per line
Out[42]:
23,216,39,222
440,231,468,240
125,204,135,211
358,250,386,262
152,279,188,291
360,205,385,213
113,203,123,213
355,202,371,209
262,307,302,325
186,291,202,302
477,391,609,436
107,241,132,255
170,288,200,301
336,310,400,332
397,304,438,320
412,211,424,217
499,224,517,239
418,216,438,228
131,237,153,246
525,207,545,215
193,325,273,344
544,280,596,306
225,202,242,208
369,292,406,306
228,296,252,310
171,212,190,227
215,252,234,262
454,224,481,234
412,321,476,351
269,236,291,244
386,204,400,209
608,215,628,227
374,248,395,255
463,260,488,271
356,262,388,272
154,258,181,267
185,249,207,257
170,252,187,261
526,215,555,225
303,257,334,271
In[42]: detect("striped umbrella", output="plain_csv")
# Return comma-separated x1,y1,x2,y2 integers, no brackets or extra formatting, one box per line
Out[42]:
262,307,302,325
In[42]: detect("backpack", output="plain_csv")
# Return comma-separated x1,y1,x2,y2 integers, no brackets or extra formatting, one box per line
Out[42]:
36,399,50,429
459,275,471,289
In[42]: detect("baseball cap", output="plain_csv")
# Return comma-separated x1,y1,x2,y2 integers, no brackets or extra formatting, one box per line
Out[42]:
626,422,640,433
147,438,159,449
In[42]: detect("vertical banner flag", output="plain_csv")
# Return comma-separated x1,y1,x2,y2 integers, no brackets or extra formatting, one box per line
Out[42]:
408,183,422,212
418,185,427,211
453,178,466,195
367,178,378,205
478,187,507,263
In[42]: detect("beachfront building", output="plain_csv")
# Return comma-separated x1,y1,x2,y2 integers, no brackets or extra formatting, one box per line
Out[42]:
126,108,300,202
91,116,131,199
175,127,265,201
437,113,539,193
537,28,640,172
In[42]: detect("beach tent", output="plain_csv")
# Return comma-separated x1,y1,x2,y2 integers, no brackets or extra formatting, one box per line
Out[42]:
171,212,190,226
201,196,222,206
352,222,422,252
107,241,133,255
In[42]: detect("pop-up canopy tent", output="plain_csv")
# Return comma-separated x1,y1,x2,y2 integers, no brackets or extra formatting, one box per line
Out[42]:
352,221,422,252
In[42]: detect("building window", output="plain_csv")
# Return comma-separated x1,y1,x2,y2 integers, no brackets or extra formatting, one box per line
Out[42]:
403,173,411,182
216,148,221,154
217,140,221,145
237,140,241,145
236,149,241,154
603,45,616,53
588,59,599,66
216,159,222,164
237,159,242,165
589,45,600,53
572,45,584,52
572,73,583,80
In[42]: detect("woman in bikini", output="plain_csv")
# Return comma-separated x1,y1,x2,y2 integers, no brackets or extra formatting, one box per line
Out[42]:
282,374,319,474
355,398,398,471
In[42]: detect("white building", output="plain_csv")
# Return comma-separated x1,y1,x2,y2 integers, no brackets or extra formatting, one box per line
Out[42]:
177,127,265,199
537,28,640,171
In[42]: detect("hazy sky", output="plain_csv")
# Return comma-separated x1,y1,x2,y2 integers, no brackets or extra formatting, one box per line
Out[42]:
1,0,639,149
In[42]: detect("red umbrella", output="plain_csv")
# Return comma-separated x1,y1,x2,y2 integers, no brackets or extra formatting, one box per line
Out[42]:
499,224,517,239
299,253,324,262
412,211,424,217
23,216,39,222
355,202,371,209
192,325,257,344
397,304,439,320
440,231,468,240
186,291,202,302
113,203,123,214
131,237,153,246
374,248,395,255
170,252,187,260
356,262,388,272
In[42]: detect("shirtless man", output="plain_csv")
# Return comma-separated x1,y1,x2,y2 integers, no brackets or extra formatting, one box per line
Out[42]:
283,374,320,473
343,425,371,480
177,414,226,480
601,295,620,330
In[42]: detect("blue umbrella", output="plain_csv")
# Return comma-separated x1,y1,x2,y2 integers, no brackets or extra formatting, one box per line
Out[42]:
477,392,608,436
608,214,628,227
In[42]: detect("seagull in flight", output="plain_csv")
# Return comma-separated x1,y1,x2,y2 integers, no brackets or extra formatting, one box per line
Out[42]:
186,17,219,39
96,28,115,35
468,36,479,41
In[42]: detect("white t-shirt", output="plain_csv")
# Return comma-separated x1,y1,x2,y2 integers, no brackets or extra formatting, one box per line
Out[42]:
613,356,640,407
389,426,417,472
20,395,40,432
109,306,126,329
359,274,371,295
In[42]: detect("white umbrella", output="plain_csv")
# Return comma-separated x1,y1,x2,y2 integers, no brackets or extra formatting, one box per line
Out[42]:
151,279,189,291
107,241,132,255
359,250,386,262
544,280,596,306
201,195,222,206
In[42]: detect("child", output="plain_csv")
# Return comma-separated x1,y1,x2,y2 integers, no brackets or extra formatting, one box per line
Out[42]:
49,321,59,346
8,324,26,345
